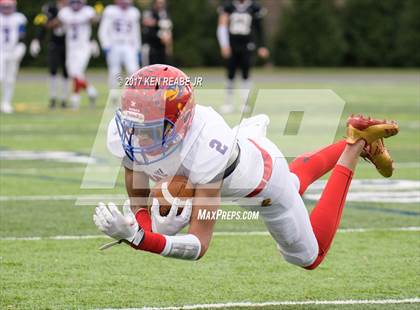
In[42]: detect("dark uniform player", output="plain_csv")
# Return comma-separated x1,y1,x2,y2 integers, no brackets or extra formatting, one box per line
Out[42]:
217,0,269,114
142,0,172,65
30,0,69,108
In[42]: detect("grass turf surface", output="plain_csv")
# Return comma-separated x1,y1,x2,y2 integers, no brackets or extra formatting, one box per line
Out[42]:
0,68,419,309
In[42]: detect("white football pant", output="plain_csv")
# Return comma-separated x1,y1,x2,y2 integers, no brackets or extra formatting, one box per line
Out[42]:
0,50,23,113
66,46,91,79
233,117,319,267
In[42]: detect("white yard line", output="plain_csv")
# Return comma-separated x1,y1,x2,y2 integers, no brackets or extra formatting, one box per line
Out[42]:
0,167,116,174
0,150,97,164
0,194,127,202
99,298,420,310
1,227,419,241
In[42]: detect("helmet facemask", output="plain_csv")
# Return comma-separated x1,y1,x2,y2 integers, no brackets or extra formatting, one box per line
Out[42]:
116,89,187,165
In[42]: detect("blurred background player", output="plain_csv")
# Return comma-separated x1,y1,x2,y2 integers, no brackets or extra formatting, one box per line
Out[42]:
58,0,100,109
142,0,172,65
0,0,26,114
30,0,69,109
99,0,141,104
217,0,269,114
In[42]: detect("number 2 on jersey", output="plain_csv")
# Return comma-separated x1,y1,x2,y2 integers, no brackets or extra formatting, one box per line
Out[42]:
209,139,228,155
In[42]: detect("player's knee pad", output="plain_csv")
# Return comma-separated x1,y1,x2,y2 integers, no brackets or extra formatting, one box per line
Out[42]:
277,243,318,268
263,208,301,247
260,207,318,267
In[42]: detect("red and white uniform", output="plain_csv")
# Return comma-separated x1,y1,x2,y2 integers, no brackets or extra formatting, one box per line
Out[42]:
99,4,141,88
107,104,318,267
58,5,95,78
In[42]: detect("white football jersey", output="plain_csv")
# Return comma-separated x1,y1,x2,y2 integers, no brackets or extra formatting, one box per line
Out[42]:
98,5,141,50
107,104,265,197
0,12,27,52
58,6,95,49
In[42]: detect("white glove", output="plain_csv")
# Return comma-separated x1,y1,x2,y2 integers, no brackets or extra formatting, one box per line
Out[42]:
93,200,144,245
90,40,100,58
30,39,41,57
151,198,192,236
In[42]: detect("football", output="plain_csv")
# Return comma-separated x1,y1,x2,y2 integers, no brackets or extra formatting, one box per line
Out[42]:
149,176,195,216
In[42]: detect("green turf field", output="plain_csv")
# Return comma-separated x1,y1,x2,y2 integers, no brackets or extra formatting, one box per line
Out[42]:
0,68,419,309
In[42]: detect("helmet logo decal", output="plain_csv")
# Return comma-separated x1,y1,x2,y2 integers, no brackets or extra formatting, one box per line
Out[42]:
123,110,145,123
164,86,179,101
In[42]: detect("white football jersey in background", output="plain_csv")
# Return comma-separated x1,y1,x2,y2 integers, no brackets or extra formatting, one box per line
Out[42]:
58,6,95,78
58,6,95,50
99,5,141,51
99,4,141,88
0,12,26,52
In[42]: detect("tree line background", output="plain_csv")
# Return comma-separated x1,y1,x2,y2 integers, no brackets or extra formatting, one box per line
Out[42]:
18,0,420,67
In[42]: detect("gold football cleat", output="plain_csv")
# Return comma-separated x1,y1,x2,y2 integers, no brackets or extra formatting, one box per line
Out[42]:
361,138,394,178
346,114,399,145
346,114,399,178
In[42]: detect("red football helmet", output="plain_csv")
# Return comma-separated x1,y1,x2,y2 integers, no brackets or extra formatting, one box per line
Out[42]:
116,64,195,165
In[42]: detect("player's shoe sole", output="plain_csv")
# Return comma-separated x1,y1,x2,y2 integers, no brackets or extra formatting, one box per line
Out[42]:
361,138,394,177
346,114,399,145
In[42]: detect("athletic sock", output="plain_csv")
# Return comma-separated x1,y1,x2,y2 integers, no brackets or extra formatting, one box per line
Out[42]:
305,164,353,270
2,80,15,105
239,79,251,101
87,84,97,108
289,140,347,195
49,98,57,108
87,84,97,98
73,78,87,93
60,77,70,103
225,79,234,106
49,75,58,102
